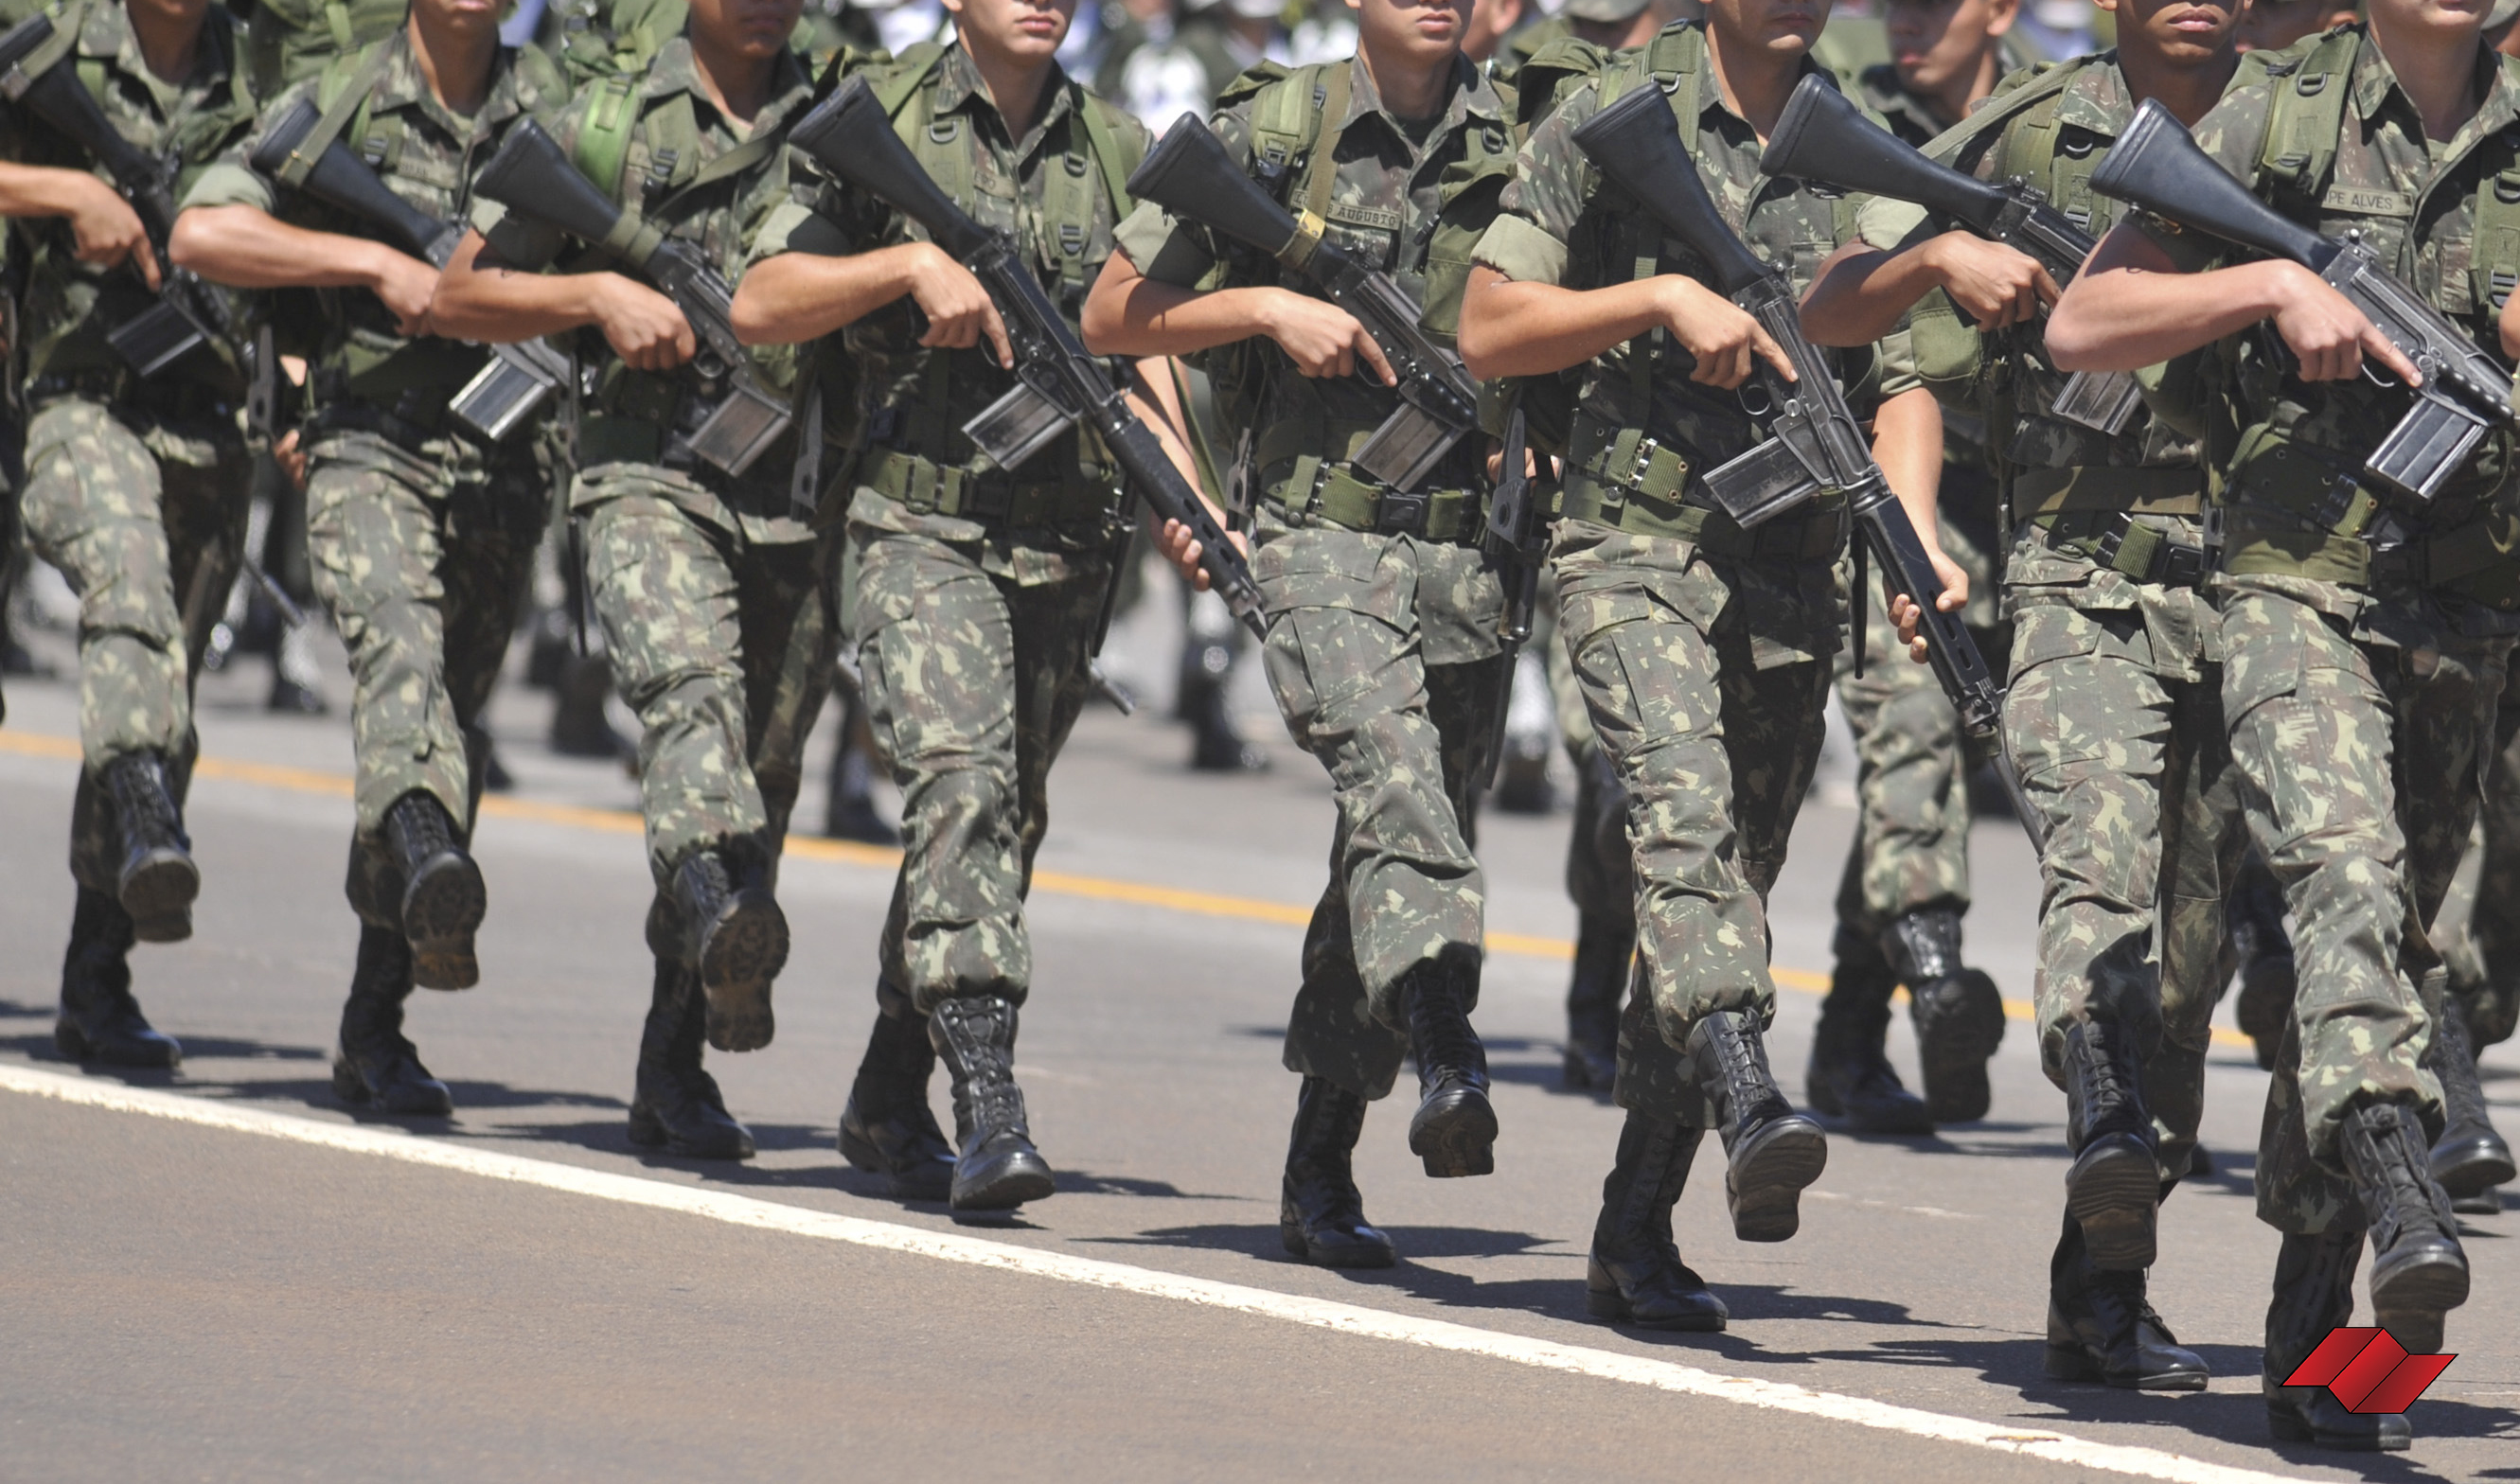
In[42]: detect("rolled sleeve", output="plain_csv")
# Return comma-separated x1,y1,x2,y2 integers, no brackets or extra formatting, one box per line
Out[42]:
1855,195,1932,253
1472,212,1567,286
177,160,274,214
1113,198,1216,286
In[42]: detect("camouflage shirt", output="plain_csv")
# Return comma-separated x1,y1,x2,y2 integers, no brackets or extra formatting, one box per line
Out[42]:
752,42,1151,505
2,0,257,395
183,28,571,412
2131,26,2520,605
1114,52,1511,501
1852,33,2045,149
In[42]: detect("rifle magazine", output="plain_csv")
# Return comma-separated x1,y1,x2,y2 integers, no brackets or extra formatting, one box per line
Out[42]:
107,301,209,380
1353,402,1465,492
2050,369,2143,436
963,380,1078,473
448,349,559,444
685,380,791,477
1704,435,1822,529
2364,393,2489,505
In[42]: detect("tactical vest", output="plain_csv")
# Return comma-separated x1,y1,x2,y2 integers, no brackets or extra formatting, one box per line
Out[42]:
2209,27,2520,602
238,0,406,98
1198,57,1514,525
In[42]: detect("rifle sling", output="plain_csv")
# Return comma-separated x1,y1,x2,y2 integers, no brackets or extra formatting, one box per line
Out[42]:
281,35,400,188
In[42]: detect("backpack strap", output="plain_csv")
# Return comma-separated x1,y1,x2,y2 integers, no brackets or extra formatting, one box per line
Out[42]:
274,34,399,188
1924,56,2075,166
12,0,88,87
1074,88,1143,221
2253,26,2359,211
871,39,946,119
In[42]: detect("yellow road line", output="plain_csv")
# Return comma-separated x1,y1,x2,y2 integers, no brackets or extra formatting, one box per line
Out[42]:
0,729,2253,1046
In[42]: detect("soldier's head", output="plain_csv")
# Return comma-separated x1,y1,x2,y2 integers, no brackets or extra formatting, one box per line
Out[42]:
410,0,505,39
1340,0,1474,68
1703,0,1834,62
943,0,1080,65
1885,0,2019,98
1460,0,1526,62
2234,0,2358,48
2362,0,2490,46
2095,0,2241,68
687,0,806,60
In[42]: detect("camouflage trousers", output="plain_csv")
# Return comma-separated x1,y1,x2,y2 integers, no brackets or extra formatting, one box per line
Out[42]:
2227,580,2512,1228
2003,586,2245,1175
2439,641,2520,1047
17,394,248,894
1253,519,1500,1101
306,428,542,927
1554,522,1838,1126
850,521,1107,1016
1830,489,2004,938
1550,616,1635,932
580,469,833,942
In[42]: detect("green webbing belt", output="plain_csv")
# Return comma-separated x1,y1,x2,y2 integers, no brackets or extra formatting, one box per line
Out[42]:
1556,470,1847,558
1260,462,1480,541
2012,465,2205,520
861,447,1116,528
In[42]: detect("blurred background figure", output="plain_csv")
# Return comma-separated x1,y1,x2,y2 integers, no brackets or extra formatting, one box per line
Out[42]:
2232,0,2357,51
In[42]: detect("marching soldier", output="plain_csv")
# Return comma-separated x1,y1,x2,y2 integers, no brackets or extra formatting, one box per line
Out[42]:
171,0,570,1112
0,0,259,1068
2051,0,2520,1447
730,0,1159,1212
434,0,836,1159
1459,0,1960,1329
1084,0,1516,1266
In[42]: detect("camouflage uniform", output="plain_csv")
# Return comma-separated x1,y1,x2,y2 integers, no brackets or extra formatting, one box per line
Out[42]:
2130,26,2520,1216
2440,645,2520,1048
1116,53,1509,1099
756,41,1148,1017
184,31,567,929
508,37,834,922
1863,52,2250,1168
1476,23,1879,1123
6,0,257,900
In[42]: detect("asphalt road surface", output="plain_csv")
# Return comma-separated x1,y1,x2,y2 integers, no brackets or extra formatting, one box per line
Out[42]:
2,610,2514,1484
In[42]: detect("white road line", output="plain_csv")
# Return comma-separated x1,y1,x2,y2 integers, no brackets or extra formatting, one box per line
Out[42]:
3,1062,2297,1484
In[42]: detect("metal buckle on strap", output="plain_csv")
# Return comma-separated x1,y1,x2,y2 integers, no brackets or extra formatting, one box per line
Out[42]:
1376,487,1429,534
2093,513,2207,587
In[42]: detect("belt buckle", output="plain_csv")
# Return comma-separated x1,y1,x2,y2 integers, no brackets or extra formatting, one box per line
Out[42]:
2092,516,2130,572
1377,487,1429,534
2159,543,2205,587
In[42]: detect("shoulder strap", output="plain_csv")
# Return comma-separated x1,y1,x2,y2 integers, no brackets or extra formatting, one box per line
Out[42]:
872,40,946,119
15,0,89,84
2254,26,2359,207
1074,89,1141,221
279,35,398,187
645,111,786,222
1923,56,2074,166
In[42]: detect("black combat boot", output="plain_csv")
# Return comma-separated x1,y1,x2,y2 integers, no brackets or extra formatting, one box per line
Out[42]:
332,923,453,1116
383,790,485,990
2060,1018,2158,1270
1180,613,1268,772
2340,1103,2469,1355
1402,959,1498,1177
1691,1010,1827,1242
2227,853,2296,1072
102,751,197,943
1280,1075,1396,1268
838,1006,955,1200
930,996,1056,1211
670,845,789,1053
2264,1228,2411,1451
54,887,180,1068
2045,1213,2208,1389
1587,1110,1727,1331
549,652,630,760
1562,912,1628,1091
1883,908,2005,1124
628,956,755,1158
1807,925,1933,1135
2428,997,2515,1201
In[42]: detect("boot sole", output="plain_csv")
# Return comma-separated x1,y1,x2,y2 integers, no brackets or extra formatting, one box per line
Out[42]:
330,1055,453,1117
1410,1085,1500,1178
2368,1247,2470,1348
1915,972,2004,1124
2042,1343,2209,1392
628,1103,755,1160
1279,1222,1399,1270
2432,1135,2518,1197
2066,1138,2159,1270
54,1018,180,1069
838,1122,953,1202
403,854,486,991
2267,1403,2410,1452
1585,1286,1728,1333
951,1147,1056,1211
1727,1115,1827,1243
120,849,199,944
700,896,789,1054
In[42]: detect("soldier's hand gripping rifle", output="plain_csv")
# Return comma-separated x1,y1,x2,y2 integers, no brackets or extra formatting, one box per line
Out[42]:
2089,98,2520,506
1127,113,1482,493
788,75,1268,640
1572,85,2048,851
249,98,569,444
1480,406,1541,790
473,118,790,476
1760,74,2140,436
0,12,237,377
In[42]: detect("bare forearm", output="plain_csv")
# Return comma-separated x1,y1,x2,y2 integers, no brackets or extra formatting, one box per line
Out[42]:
431,230,616,342
1801,243,1943,346
2049,230,2290,371
1872,386,1943,533
170,204,408,291
1081,270,1285,359
1459,271,1669,379
0,163,110,221
730,246,932,344
1126,358,1223,513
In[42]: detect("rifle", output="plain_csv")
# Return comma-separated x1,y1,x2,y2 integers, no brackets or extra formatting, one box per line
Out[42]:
0,13,237,377
1127,114,1482,493
1480,406,1541,791
473,118,790,477
1571,85,2047,853
788,76,1268,640
2089,99,2519,507
249,98,568,444
1761,74,2140,436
